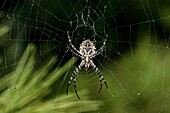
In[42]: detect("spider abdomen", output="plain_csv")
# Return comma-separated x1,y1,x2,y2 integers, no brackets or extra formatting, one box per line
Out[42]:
84,57,91,69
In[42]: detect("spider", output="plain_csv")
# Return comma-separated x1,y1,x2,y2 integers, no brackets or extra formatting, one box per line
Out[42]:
66,31,108,99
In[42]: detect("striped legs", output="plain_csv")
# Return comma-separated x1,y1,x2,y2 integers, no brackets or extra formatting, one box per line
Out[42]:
91,61,108,93
66,61,84,99
92,34,108,58
67,31,82,57
67,60,108,99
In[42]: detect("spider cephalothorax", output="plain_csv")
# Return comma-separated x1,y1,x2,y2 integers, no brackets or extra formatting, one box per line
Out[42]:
66,31,108,99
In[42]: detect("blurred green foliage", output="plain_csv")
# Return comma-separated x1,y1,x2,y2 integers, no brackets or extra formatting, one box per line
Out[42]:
85,36,170,113
0,44,103,113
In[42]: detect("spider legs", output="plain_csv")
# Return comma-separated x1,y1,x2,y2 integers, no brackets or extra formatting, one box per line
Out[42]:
95,66,108,93
66,61,84,99
92,34,108,58
91,62,108,93
67,31,82,57
68,47,82,58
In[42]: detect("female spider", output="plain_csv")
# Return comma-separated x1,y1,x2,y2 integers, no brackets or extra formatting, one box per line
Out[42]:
66,31,108,99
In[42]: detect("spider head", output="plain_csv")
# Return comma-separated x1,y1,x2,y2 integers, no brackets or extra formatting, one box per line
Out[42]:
79,39,96,56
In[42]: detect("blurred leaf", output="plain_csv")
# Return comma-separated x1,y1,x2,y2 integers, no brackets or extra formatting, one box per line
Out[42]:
0,25,9,37
0,44,103,113
92,36,170,113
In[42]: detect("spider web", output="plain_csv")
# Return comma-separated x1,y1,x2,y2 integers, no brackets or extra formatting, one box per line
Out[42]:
0,0,170,112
